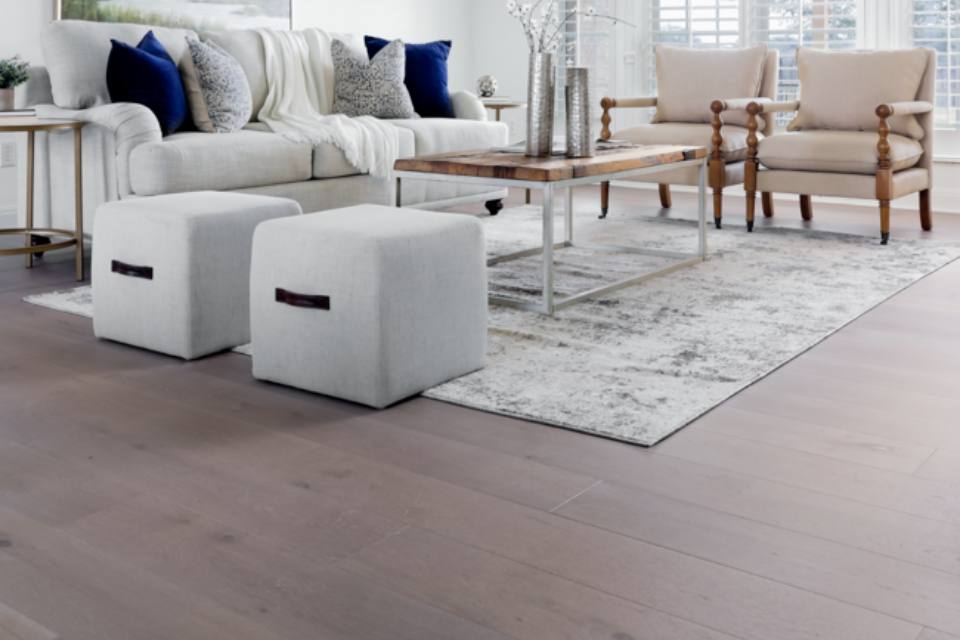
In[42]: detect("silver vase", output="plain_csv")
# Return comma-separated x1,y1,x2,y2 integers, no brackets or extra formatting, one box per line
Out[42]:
565,67,594,158
525,52,555,157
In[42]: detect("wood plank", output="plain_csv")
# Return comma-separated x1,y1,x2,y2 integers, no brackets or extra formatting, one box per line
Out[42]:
66,494,508,640
343,526,741,640
389,470,921,640
556,480,960,635
919,629,960,640
379,399,960,576
694,406,936,473
656,429,960,527
915,448,960,483
0,505,290,640
103,364,601,513
0,601,58,640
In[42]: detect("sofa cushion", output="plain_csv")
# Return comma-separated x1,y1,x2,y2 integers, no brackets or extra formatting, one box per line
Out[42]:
652,44,768,128
758,131,923,175
42,20,195,109
107,32,189,136
181,37,253,133
615,123,756,163
201,29,268,121
129,130,312,196
245,121,416,179
366,36,455,118
788,48,929,140
332,39,416,119
388,118,509,155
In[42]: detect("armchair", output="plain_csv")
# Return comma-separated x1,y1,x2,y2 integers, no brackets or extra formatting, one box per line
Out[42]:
741,48,936,244
599,45,779,228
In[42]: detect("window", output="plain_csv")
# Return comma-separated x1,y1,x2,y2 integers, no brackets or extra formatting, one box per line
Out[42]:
748,0,859,107
645,1,743,93
911,1,959,127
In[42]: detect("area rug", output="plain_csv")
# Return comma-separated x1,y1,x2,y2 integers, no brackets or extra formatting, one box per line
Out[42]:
24,205,960,446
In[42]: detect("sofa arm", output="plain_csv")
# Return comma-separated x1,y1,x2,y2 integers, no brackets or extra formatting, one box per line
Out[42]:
451,91,488,121
20,67,54,108
35,102,162,198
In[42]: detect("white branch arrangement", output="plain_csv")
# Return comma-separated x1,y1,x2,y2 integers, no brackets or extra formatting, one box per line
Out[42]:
506,0,637,53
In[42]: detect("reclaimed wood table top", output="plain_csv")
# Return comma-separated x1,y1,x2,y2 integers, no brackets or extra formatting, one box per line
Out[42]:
394,144,707,183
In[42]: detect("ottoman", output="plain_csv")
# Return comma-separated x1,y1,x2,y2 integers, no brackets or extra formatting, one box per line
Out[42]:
93,191,302,359
250,204,487,408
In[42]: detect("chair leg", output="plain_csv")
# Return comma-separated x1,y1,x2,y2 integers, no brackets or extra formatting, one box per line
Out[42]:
761,192,774,218
745,191,756,232
800,195,813,221
599,181,610,219
880,200,891,245
713,188,723,229
658,184,672,208
919,189,932,231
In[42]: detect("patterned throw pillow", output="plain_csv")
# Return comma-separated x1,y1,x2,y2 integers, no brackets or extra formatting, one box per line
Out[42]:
181,37,253,133
332,38,416,119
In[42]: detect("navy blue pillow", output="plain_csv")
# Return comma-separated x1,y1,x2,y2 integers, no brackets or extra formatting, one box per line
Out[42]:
107,31,188,135
365,36,454,118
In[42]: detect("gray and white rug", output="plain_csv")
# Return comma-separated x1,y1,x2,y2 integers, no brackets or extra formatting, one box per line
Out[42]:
24,205,960,446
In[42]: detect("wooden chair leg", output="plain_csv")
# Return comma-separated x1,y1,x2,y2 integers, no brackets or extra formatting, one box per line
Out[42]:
600,181,610,219
800,195,813,221
713,188,723,228
761,192,774,218
880,200,891,245
658,184,672,209
919,189,932,231
745,191,756,232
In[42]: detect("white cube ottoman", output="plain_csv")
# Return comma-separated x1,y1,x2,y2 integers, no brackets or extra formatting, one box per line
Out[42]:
93,191,302,360
251,204,487,408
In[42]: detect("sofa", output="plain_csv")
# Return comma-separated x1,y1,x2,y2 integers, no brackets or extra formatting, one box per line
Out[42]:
20,20,509,235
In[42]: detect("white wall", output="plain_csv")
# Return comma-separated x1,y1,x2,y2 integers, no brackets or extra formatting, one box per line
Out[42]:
469,0,529,142
294,0,475,91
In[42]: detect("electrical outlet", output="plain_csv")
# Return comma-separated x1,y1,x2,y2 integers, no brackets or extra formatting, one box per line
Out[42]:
0,142,16,168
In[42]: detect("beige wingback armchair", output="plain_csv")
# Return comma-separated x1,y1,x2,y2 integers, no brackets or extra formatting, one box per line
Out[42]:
599,44,779,228
741,47,936,244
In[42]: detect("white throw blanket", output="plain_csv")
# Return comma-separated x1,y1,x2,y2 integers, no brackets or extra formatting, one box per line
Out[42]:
256,29,401,179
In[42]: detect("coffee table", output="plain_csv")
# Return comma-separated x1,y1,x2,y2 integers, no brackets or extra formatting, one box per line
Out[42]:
394,145,708,315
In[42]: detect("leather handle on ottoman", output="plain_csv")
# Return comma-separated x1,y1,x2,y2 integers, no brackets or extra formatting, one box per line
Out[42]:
111,260,154,280
275,288,330,310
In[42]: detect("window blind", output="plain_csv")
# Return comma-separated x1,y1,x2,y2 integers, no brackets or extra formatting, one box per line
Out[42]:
911,0,958,127
748,0,858,110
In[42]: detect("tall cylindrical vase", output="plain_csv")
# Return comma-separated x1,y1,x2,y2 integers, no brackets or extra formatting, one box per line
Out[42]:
525,52,555,157
565,67,594,158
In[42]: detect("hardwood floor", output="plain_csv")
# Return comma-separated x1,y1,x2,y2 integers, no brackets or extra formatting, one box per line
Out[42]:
1,187,958,640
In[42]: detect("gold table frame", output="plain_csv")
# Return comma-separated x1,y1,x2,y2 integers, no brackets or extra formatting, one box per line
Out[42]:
0,117,85,281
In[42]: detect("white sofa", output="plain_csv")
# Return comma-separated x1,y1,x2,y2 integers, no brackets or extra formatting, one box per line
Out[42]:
20,20,509,235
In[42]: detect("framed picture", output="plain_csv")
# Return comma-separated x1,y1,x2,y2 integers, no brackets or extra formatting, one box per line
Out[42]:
55,0,293,31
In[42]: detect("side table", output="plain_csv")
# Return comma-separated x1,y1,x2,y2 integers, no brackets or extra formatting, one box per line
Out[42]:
0,117,85,281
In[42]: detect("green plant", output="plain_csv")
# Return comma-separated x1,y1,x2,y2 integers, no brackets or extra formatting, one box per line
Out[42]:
0,56,29,90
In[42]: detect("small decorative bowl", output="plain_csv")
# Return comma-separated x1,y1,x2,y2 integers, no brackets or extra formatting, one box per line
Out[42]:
477,75,498,98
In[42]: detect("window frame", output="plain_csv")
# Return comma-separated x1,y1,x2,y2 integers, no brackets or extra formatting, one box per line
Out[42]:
603,0,957,156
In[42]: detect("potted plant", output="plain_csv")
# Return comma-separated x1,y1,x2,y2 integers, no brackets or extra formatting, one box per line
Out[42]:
0,56,30,112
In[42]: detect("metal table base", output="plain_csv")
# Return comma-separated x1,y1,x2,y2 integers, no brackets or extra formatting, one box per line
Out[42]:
396,157,708,315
